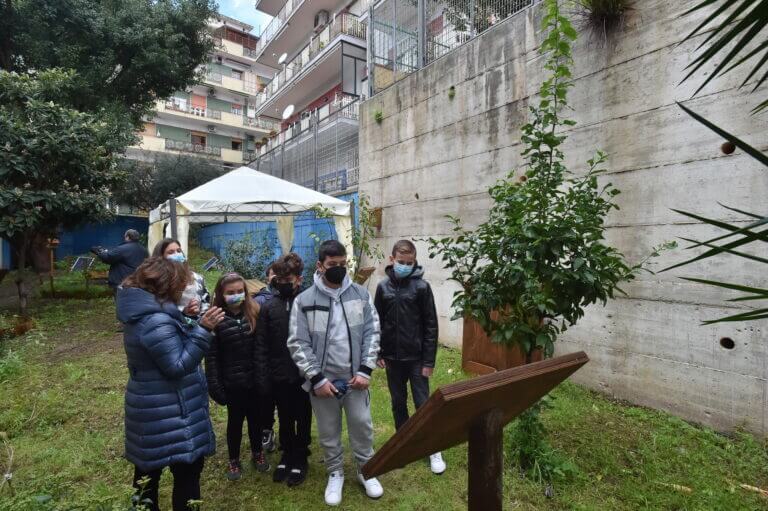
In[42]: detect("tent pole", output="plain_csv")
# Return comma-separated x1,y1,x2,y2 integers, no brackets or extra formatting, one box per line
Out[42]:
313,110,319,191
169,195,178,240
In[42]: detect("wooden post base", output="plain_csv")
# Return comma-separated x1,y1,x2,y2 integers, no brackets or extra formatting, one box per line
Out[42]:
468,408,504,511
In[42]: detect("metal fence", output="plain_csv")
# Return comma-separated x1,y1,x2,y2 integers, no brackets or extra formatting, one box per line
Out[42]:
249,100,360,195
368,0,537,94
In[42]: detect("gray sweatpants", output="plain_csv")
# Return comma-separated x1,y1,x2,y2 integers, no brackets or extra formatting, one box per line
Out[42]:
310,388,375,474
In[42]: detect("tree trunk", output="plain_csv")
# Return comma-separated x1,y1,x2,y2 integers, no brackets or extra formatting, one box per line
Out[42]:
0,0,13,71
14,233,30,316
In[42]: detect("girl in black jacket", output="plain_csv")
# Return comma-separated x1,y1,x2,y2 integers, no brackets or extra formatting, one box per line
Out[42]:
255,253,312,487
205,272,271,481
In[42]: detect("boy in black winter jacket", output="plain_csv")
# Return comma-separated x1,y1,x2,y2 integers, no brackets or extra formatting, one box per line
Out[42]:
255,253,312,487
374,240,445,475
205,273,271,481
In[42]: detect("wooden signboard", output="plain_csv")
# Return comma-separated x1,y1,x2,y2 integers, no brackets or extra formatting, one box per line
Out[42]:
361,351,589,510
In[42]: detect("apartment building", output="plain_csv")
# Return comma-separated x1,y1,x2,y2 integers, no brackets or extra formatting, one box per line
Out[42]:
127,15,281,169
247,0,372,194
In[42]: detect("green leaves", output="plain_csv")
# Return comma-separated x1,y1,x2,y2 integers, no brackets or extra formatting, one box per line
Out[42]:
681,0,768,112
664,104,767,325
426,0,649,360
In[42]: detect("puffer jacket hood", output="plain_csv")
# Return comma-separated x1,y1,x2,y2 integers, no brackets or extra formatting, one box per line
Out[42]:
313,270,352,298
117,286,182,325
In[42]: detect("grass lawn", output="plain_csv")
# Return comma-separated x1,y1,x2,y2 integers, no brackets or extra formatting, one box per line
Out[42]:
0,268,767,510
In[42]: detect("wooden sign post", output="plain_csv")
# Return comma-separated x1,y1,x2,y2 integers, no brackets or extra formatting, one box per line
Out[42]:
361,351,589,511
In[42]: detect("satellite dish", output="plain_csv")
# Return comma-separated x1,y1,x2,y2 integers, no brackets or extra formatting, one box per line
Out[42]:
277,53,288,65
282,104,295,120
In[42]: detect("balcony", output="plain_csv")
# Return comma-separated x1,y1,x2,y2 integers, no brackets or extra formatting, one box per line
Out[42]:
204,70,259,96
216,37,258,63
129,135,252,164
253,0,348,68
165,139,222,156
254,0,285,17
254,14,366,117
156,100,271,133
243,116,281,131
249,99,359,194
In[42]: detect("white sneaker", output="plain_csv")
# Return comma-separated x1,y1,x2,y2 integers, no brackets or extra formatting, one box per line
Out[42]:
357,473,384,499
324,471,344,506
429,452,446,475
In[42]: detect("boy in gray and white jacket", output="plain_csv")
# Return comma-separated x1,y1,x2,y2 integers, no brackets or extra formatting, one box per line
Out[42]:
287,240,383,506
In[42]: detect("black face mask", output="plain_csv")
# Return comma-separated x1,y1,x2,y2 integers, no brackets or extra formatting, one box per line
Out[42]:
275,282,296,298
324,266,346,285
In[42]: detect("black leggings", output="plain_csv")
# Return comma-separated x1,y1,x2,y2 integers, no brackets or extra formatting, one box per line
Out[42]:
132,456,204,511
227,389,263,460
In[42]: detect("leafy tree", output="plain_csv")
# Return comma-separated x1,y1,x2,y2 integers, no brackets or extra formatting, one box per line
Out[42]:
218,232,276,281
0,0,217,124
426,0,667,479
115,155,227,212
0,69,134,314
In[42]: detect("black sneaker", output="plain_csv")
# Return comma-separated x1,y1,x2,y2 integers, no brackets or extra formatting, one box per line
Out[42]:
273,456,289,483
286,461,308,487
252,450,271,472
261,429,276,453
226,459,242,481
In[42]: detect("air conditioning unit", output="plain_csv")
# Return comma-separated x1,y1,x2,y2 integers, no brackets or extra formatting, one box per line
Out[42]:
207,125,216,133
208,88,216,96
313,10,330,32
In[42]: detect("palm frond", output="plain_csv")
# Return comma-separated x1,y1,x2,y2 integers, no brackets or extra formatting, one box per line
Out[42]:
681,0,768,112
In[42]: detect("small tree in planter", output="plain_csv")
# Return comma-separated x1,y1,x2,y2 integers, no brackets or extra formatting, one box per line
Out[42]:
310,193,384,284
427,0,667,480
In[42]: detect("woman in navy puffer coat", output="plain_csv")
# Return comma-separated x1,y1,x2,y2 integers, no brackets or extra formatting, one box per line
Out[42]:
117,257,224,511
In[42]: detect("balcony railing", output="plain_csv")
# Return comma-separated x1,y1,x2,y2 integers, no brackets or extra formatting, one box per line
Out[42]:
206,71,223,83
165,139,222,156
254,0,304,57
255,94,358,153
255,14,366,110
243,46,259,58
163,100,223,120
250,99,360,193
243,116,280,130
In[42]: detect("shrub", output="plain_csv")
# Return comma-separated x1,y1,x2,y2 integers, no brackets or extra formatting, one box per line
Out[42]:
217,232,275,281
573,0,632,38
0,350,23,382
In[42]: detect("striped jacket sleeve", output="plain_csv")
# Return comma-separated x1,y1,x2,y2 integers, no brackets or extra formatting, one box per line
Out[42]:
357,291,381,378
287,298,325,388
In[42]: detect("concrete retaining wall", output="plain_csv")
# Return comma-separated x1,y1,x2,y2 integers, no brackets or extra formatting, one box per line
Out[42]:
358,0,768,433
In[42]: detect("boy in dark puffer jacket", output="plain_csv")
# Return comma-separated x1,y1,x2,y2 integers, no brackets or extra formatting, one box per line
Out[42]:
374,240,444,475
205,272,271,481
256,253,312,487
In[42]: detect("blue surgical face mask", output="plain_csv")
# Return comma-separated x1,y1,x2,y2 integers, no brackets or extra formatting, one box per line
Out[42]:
167,252,186,264
225,293,245,306
393,262,414,279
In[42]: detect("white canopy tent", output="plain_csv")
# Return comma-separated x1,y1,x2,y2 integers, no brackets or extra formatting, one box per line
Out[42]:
148,166,353,263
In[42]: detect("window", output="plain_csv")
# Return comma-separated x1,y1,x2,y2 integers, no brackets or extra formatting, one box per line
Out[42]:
231,104,243,115
191,134,206,146
231,70,243,80
231,140,243,151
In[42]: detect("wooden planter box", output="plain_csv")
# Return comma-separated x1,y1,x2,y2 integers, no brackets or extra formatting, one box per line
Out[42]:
462,316,542,375
353,266,376,285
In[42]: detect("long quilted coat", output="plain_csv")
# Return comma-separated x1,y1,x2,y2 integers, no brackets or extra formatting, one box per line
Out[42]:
117,286,216,471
